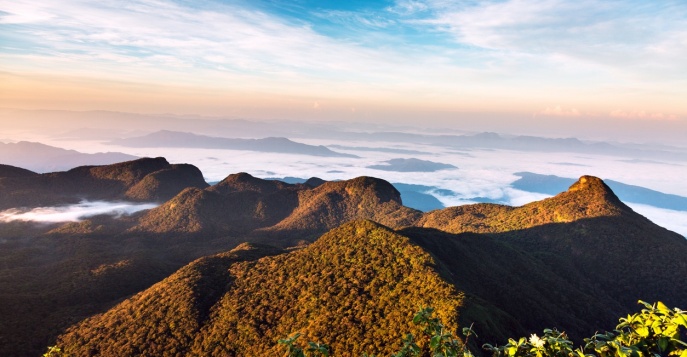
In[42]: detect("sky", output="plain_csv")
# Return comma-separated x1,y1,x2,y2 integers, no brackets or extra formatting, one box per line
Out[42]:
1,0,687,138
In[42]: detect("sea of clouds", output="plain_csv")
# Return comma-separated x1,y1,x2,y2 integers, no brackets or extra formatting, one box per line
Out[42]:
26,135,687,237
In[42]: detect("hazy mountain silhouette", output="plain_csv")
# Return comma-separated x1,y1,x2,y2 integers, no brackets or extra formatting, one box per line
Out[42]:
5,109,686,161
329,131,687,162
367,158,457,172
109,130,358,158
0,141,137,172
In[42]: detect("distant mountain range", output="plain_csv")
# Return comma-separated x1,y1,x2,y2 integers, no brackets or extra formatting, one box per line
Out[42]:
330,131,687,161
0,158,685,356
0,141,137,172
6,109,686,161
109,130,358,158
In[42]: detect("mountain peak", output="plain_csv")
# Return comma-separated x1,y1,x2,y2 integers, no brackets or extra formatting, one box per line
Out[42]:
343,176,402,204
568,175,609,192
0,164,38,178
304,176,326,188
565,175,624,207
212,172,291,194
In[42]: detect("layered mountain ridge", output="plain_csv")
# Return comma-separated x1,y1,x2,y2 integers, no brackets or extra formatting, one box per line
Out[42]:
0,157,208,209
0,158,685,357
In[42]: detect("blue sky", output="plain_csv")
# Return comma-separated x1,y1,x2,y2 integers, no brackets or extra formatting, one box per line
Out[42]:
1,0,686,138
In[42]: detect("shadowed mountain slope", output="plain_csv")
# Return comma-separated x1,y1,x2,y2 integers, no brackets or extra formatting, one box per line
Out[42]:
0,164,39,178
261,176,423,238
0,158,208,209
54,243,285,357
132,174,422,240
416,175,687,326
124,164,209,201
131,173,306,235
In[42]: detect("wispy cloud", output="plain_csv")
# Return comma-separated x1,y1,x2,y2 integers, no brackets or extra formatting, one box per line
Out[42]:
1,0,685,121
313,10,397,29
0,201,157,223
386,1,429,15
0,1,445,91
410,0,687,76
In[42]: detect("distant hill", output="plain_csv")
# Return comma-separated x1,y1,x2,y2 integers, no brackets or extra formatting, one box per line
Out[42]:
131,173,304,235
512,171,687,211
330,131,687,162
266,178,445,212
132,173,422,241
0,141,138,172
109,130,358,158
367,158,457,172
0,164,38,178
0,157,208,209
260,176,422,238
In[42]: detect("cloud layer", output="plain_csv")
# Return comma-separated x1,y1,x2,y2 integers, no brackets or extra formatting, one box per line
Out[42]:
0,201,158,223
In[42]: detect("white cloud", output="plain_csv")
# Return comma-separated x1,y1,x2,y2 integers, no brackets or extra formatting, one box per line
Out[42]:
0,0,444,91
413,0,687,79
0,201,158,223
314,10,397,28
387,1,429,15
626,203,687,238
503,188,552,207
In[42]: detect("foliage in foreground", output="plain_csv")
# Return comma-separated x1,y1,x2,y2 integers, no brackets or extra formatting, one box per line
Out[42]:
279,301,686,357
43,301,686,357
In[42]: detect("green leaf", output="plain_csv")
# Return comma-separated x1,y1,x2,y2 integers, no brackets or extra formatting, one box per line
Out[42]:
638,300,653,309
657,302,670,313
636,326,649,338
675,313,687,328
430,335,441,349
